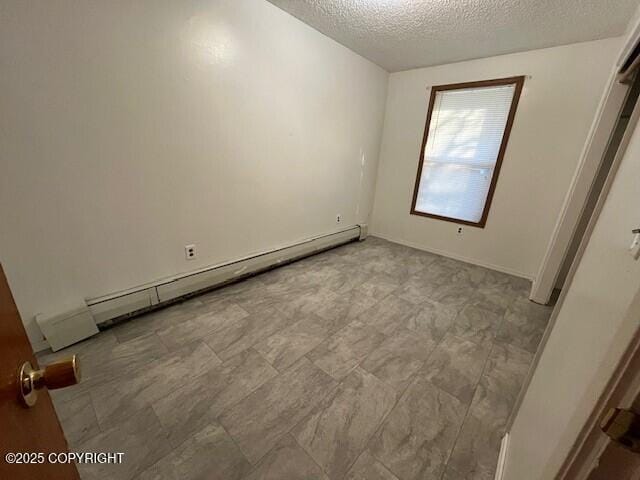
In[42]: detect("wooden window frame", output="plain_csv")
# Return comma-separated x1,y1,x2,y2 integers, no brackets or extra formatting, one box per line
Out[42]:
410,76,525,228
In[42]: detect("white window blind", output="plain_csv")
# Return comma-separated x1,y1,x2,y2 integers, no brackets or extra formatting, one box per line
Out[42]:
414,83,518,224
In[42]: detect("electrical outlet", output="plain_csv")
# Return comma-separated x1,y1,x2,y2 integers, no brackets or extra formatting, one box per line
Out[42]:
457,226,463,235
336,214,341,224
185,244,196,260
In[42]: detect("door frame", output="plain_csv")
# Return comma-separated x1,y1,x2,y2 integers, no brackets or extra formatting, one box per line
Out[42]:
529,19,640,305
505,17,640,441
508,64,640,434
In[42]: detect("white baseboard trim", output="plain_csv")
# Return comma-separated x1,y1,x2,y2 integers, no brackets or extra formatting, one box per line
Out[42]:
371,233,533,280
495,433,510,480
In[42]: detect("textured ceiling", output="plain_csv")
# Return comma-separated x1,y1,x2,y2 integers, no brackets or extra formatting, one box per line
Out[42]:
266,0,638,72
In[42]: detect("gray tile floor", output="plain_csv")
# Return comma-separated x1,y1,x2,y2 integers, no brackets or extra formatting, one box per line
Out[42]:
40,237,553,480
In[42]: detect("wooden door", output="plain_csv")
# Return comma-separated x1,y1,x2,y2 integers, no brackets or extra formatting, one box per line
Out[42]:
587,443,640,480
0,264,80,479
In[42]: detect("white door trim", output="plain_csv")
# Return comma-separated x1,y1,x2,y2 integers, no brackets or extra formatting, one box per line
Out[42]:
529,81,625,302
508,72,640,435
494,433,510,480
529,22,640,304
506,24,640,448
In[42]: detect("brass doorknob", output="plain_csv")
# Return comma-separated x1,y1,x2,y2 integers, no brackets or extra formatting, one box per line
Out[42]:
19,355,80,407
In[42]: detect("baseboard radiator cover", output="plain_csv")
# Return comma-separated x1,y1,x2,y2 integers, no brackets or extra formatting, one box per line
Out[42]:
87,226,362,328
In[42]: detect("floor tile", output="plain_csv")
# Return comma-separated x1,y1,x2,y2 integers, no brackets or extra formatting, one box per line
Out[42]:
378,261,420,284
41,331,169,400
219,357,337,464
292,368,396,479
457,265,510,287
369,377,467,480
441,458,495,480
468,343,533,429
420,334,491,404
358,294,419,335
243,434,329,480
444,343,534,480
49,236,548,480
308,321,386,380
274,288,336,319
152,349,278,448
192,290,243,314
314,289,380,333
91,341,221,427
442,379,509,480
361,328,435,392
401,249,440,275
138,422,252,480
295,265,346,289
508,276,532,296
483,342,534,392
75,408,171,480
43,331,121,403
253,314,331,371
466,284,517,316
322,267,373,294
393,276,439,305
233,285,295,316
345,451,399,480
51,392,100,447
112,300,207,343
450,305,503,346
85,333,169,379
405,300,458,342
410,259,459,287
204,307,292,360
156,302,249,350
495,298,553,353
429,279,475,307
355,273,404,300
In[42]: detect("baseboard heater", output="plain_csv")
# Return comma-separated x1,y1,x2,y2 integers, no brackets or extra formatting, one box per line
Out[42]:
87,225,366,327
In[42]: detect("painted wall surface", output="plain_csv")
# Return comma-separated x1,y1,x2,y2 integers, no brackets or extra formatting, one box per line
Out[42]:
0,0,388,347
503,109,640,479
370,38,621,278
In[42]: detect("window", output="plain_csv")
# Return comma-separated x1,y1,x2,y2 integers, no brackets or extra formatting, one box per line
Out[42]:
410,76,524,227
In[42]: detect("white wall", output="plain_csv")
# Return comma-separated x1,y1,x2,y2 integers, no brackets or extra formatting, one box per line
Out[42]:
0,0,388,348
503,96,640,479
370,38,621,279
